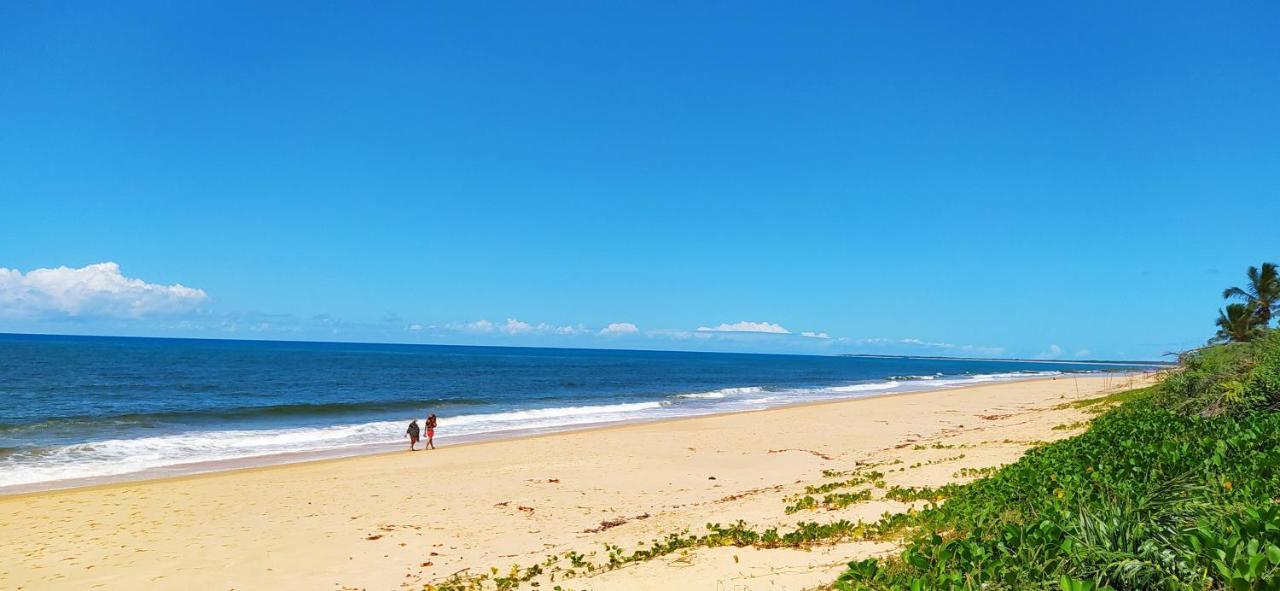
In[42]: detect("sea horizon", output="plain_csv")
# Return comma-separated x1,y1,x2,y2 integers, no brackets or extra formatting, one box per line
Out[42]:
0,331,1174,365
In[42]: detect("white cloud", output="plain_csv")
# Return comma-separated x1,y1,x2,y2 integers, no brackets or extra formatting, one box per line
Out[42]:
407,324,424,332
696,321,791,334
841,336,1006,358
0,262,207,318
900,338,955,348
600,322,639,336
1034,344,1065,359
800,331,830,339
500,318,532,334
959,344,1007,357
447,319,496,333
1074,348,1091,358
444,319,595,336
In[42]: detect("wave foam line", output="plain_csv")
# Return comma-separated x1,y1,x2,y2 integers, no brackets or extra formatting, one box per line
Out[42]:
674,386,766,399
0,370,1072,489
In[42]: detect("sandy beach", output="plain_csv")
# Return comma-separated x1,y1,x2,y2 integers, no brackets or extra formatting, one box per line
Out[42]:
0,373,1150,591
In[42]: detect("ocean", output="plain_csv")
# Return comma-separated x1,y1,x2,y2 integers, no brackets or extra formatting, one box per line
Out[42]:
0,334,1156,491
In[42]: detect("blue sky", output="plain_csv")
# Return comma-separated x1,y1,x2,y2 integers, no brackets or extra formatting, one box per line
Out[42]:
1,2,1277,360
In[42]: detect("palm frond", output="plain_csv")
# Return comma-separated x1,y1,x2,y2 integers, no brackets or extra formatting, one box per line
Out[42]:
1222,286,1249,300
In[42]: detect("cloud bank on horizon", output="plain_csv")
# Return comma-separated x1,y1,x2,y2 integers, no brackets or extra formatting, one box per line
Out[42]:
0,262,1093,359
696,321,791,334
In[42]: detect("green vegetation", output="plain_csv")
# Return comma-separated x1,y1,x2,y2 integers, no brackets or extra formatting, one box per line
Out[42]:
833,328,1280,589
1212,261,1278,346
784,489,875,514
912,443,966,451
805,469,886,495
952,466,999,479
1055,386,1154,411
823,490,876,510
785,495,819,513
1222,262,1279,329
1052,420,1091,431
1216,303,1265,344
905,453,966,469
1158,333,1280,418
787,469,883,513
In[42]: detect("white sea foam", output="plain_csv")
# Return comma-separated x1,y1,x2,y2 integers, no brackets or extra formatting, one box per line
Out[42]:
827,381,900,393
943,371,1062,384
0,370,1078,490
0,420,403,488
444,401,667,427
675,386,765,399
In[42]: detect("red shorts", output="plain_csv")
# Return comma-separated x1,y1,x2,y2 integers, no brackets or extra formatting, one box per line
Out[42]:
427,429,435,437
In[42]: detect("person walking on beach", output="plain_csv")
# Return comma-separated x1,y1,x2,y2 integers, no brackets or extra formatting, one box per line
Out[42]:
425,413,437,450
406,419,421,451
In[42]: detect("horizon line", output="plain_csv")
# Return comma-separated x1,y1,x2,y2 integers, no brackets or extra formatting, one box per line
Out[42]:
0,331,1170,365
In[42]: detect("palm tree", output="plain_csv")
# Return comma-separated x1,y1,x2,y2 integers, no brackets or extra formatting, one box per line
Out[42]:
1223,262,1280,327
1214,303,1264,343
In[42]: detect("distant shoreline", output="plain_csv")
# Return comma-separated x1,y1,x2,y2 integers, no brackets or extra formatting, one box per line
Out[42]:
839,353,1173,366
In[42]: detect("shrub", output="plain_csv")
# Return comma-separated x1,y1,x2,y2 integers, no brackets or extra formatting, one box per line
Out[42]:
834,335,1280,590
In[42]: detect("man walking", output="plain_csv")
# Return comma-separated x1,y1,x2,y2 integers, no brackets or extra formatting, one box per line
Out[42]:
406,419,421,451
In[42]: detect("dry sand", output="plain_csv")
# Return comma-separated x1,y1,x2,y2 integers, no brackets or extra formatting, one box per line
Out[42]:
0,373,1151,591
